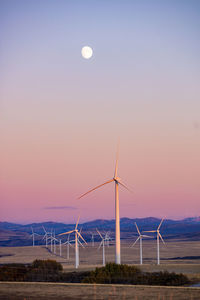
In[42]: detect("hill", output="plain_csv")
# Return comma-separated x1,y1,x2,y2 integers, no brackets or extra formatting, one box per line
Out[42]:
0,217,200,246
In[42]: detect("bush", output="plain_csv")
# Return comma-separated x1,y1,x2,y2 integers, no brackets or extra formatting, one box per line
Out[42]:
0,260,63,282
27,260,63,282
0,261,190,286
82,263,141,284
32,260,63,272
0,264,29,281
82,263,190,286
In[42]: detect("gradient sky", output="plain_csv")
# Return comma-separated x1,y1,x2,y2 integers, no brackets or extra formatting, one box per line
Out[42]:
1,0,200,224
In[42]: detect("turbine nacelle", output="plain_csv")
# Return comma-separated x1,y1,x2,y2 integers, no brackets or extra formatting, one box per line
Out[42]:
113,177,121,183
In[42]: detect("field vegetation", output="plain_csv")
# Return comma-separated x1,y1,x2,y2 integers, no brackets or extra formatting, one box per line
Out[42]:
82,263,189,286
0,260,190,287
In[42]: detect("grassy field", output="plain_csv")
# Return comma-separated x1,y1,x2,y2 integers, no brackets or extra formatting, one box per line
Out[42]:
0,240,200,299
0,239,200,268
0,282,200,300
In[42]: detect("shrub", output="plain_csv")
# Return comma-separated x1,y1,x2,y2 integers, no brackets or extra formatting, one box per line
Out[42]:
82,263,141,284
0,260,63,282
82,263,189,286
31,260,63,272
0,264,29,281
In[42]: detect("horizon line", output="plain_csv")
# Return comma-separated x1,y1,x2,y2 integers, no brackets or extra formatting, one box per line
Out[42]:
1,215,200,226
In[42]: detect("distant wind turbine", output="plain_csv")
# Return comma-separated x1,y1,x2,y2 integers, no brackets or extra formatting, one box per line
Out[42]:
131,222,151,265
59,217,87,268
96,228,106,266
30,227,40,247
59,239,62,256
90,232,96,247
51,231,59,254
62,233,73,259
144,218,165,265
42,226,51,248
78,152,132,264
104,231,113,247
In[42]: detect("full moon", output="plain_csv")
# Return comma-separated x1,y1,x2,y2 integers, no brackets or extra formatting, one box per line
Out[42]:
81,46,93,59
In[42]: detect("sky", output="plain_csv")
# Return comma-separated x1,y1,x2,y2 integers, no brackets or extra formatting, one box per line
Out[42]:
0,0,200,224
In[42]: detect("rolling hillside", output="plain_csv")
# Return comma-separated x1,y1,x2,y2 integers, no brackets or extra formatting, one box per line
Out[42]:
0,217,200,246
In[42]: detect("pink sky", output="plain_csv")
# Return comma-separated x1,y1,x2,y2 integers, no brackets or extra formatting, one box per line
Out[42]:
1,0,200,223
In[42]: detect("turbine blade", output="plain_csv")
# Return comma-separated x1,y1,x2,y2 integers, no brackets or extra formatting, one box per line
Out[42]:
159,232,165,245
78,179,114,199
98,241,103,250
114,148,119,178
59,230,74,236
96,228,103,239
75,216,80,230
77,231,87,244
131,236,140,247
118,181,133,193
135,222,140,235
143,230,156,233
78,240,85,248
42,226,47,233
158,218,164,230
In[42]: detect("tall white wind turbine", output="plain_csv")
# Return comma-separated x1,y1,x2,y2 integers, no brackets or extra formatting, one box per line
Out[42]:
131,222,151,265
59,217,87,268
144,218,165,265
78,153,131,264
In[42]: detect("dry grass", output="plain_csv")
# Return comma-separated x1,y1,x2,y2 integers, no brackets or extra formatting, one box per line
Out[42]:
0,240,200,273
0,282,199,300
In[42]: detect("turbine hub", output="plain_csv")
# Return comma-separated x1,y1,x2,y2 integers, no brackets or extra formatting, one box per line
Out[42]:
114,177,120,183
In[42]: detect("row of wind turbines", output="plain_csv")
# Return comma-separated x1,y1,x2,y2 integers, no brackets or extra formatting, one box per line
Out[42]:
30,152,166,269
30,217,166,269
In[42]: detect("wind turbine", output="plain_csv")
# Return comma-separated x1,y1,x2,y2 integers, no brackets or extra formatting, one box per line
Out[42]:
51,231,59,254
30,227,40,247
144,218,165,265
131,222,151,265
62,233,73,259
96,228,106,266
46,229,53,252
59,239,62,256
104,231,113,247
90,232,96,247
42,226,51,248
59,217,87,268
78,153,131,264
